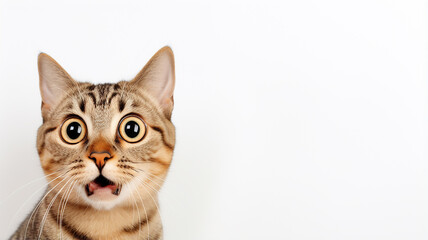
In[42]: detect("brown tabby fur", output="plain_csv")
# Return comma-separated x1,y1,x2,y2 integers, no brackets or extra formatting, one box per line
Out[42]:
10,47,175,240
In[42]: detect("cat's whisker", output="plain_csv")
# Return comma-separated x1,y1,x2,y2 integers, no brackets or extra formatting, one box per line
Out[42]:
24,175,69,239
132,167,167,182
0,170,60,206
130,190,143,238
56,178,72,225
133,173,182,215
6,170,65,232
38,176,74,240
60,180,77,240
133,183,150,240
143,175,165,191
131,187,136,228
121,167,163,194
56,178,75,232
142,169,167,183
133,169,167,192
134,175,164,228
137,175,162,195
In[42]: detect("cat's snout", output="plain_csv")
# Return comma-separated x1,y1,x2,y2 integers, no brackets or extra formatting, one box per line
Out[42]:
87,136,115,171
89,151,112,171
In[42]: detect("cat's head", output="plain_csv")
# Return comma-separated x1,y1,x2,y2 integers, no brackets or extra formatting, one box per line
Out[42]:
36,47,175,210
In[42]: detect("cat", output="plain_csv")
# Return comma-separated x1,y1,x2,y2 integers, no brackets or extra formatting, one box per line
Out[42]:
10,46,176,240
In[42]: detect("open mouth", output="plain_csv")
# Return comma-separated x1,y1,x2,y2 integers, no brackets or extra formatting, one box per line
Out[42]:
85,175,122,197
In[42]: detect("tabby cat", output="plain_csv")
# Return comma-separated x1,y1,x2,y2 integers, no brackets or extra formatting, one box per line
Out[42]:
10,46,176,240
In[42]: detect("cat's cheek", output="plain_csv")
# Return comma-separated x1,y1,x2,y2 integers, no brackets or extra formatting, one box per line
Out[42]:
39,150,58,174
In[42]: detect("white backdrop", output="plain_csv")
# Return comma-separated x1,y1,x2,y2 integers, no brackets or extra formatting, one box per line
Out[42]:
0,0,427,239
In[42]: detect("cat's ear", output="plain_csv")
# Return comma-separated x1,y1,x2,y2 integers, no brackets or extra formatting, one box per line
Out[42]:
131,46,175,119
38,53,77,115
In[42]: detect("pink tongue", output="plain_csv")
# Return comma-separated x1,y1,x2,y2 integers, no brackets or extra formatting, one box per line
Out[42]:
89,181,116,193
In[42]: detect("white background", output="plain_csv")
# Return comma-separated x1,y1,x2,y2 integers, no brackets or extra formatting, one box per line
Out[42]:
0,0,427,239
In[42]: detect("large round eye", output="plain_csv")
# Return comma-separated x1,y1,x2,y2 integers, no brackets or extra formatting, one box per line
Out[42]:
60,118,87,144
118,115,146,143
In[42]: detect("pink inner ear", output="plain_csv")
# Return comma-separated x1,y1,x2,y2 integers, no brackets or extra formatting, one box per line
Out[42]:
40,80,56,109
157,58,175,103
132,47,175,115
38,53,76,111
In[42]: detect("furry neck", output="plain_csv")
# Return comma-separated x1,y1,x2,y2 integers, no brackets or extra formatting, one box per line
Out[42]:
49,194,162,239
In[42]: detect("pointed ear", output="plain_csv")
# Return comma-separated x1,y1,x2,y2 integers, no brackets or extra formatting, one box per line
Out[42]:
38,53,77,115
131,46,175,118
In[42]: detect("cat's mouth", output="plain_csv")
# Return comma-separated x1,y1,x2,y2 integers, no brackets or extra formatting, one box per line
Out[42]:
85,175,122,197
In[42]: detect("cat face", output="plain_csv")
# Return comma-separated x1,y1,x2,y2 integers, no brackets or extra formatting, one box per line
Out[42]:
36,47,175,210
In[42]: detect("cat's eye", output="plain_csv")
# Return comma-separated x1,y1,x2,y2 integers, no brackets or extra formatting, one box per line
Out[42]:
60,118,87,144
118,115,147,143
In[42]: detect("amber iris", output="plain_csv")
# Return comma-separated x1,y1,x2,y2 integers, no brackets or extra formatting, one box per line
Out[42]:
118,115,146,143
60,118,87,144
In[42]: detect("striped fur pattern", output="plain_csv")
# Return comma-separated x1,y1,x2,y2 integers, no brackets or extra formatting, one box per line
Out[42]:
10,47,175,240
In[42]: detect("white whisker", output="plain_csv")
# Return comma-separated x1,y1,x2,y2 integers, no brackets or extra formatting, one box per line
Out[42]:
7,171,65,232
24,175,68,239
135,175,162,235
0,171,59,206
38,176,74,240
134,184,150,240
60,180,77,239
130,190,143,238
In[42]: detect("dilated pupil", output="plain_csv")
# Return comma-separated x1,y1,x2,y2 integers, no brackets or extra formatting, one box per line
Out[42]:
67,122,82,139
125,121,140,138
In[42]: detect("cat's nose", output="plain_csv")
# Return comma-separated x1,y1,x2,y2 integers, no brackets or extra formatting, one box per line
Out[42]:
89,152,112,171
